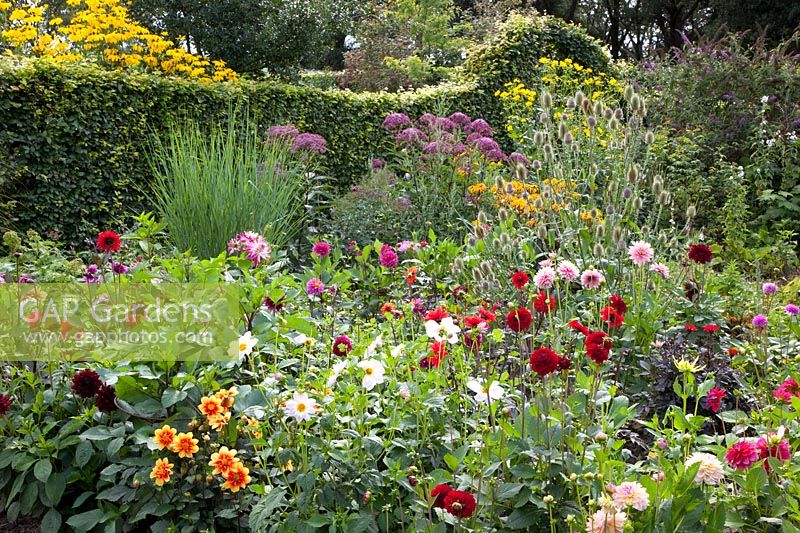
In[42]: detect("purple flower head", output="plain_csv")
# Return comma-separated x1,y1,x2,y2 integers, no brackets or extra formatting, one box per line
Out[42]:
484,149,507,162
509,152,530,167
785,304,799,316
312,241,331,258
18,274,33,283
332,334,352,357
433,117,457,132
417,113,437,129
266,124,300,140
474,137,500,155
411,298,426,316
722,92,736,101
397,240,413,252
0,272,5,284
291,133,327,154
86,264,99,275
379,246,399,268
792,118,800,129
466,119,493,137
448,112,472,127
422,141,449,155
371,158,385,169
111,262,127,275
306,278,325,296
752,314,768,329
450,142,467,156
395,128,428,146
382,113,412,131
762,282,778,295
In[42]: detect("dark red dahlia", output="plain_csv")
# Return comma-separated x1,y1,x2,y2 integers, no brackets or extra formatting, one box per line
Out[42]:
431,484,452,508
568,320,590,336
585,331,612,364
332,335,353,357
688,244,713,264
703,324,720,333
609,295,628,315
95,384,117,412
533,292,556,314
72,369,102,398
684,324,698,332
556,356,572,371
263,296,286,312
505,308,532,332
0,394,12,415
478,307,496,323
530,348,561,376
443,490,476,518
96,231,121,253
511,271,529,290
600,306,624,329
704,387,726,413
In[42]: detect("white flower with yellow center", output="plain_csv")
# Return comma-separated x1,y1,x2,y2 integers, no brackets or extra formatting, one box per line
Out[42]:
425,316,461,344
283,392,319,422
326,360,349,388
357,359,386,391
230,331,258,359
466,379,504,403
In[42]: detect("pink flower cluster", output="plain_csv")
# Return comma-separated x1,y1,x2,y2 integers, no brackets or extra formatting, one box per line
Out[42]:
227,231,272,267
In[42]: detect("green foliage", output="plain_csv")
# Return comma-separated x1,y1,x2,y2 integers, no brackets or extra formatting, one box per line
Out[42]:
150,113,317,257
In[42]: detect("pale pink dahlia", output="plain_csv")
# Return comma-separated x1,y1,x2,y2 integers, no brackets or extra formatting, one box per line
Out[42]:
628,240,654,266
533,266,556,289
581,268,606,289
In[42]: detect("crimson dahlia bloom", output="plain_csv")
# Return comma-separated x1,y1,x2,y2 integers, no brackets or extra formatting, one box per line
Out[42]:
425,307,450,322
609,295,628,314
533,292,556,313
688,244,713,264
0,394,12,415
505,308,532,332
332,335,353,357
511,271,529,290
704,387,726,413
773,378,800,403
443,490,476,518
96,231,121,253
530,348,561,376
72,369,102,398
757,436,791,472
431,484,451,508
601,306,624,328
95,384,117,412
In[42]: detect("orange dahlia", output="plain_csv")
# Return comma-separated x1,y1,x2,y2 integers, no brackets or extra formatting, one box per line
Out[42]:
153,425,177,451
222,462,251,493
172,432,199,458
149,458,174,487
199,395,224,417
208,447,239,476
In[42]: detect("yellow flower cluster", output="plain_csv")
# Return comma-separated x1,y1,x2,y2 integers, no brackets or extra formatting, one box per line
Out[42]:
470,178,577,223
536,56,621,100
0,0,237,82
494,78,536,107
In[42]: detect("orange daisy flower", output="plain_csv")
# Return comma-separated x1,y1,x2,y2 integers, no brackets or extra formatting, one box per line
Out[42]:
215,386,238,408
207,411,231,432
221,462,251,493
172,432,199,458
208,446,239,476
153,425,177,451
199,395,224,418
149,457,174,486
405,266,418,284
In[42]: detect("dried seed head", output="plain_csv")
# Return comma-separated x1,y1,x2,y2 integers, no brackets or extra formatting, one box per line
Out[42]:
627,165,639,182
624,85,635,101
633,196,643,211
541,90,553,109
687,205,696,218
558,121,568,139
593,243,605,256
645,130,655,144
566,97,576,109
498,207,510,221
537,225,548,242
533,131,545,146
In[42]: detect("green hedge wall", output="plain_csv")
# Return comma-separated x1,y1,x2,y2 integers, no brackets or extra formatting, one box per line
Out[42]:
0,15,609,246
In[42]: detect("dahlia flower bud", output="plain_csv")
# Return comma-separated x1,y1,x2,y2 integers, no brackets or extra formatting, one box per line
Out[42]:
362,491,371,503
407,475,418,487
543,495,554,504
656,437,668,449
569,473,578,481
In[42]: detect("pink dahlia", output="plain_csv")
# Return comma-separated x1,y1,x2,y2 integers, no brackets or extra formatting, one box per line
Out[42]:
533,266,556,289
581,269,606,289
628,240,654,266
725,439,760,470
312,241,332,258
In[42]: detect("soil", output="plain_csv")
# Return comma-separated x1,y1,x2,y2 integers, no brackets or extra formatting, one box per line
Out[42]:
0,512,40,533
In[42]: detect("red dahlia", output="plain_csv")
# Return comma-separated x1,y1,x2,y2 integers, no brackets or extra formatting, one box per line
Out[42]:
95,384,117,412
332,335,353,357
0,394,12,415
688,244,713,264
505,308,532,332
511,271,529,290
96,230,121,253
530,347,561,376
704,387,726,413
568,320,590,336
442,490,477,518
425,307,450,322
600,306,624,329
431,484,452,508
609,295,628,314
72,369,102,398
533,291,556,313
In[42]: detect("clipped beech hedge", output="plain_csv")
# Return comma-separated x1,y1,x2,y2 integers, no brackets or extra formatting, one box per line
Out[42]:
0,15,609,245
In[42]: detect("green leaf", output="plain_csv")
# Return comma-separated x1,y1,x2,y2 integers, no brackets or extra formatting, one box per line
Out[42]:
305,514,330,527
76,440,93,468
34,459,52,483
506,508,539,529
42,509,62,532
45,473,66,506
67,509,105,532
161,388,186,408
443,453,459,472
249,488,287,531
